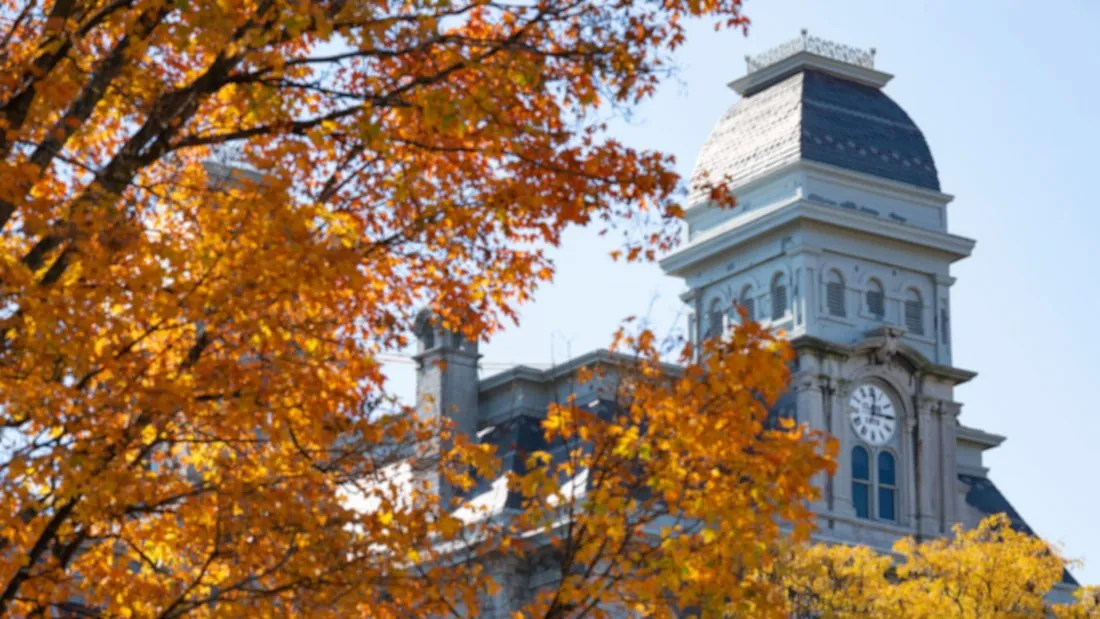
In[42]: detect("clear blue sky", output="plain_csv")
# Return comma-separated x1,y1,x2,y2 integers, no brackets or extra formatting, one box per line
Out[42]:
385,0,1100,583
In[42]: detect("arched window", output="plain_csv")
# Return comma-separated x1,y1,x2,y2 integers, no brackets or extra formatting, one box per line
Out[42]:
877,451,897,522
851,446,870,520
770,273,788,320
706,298,724,339
866,278,885,320
739,285,755,322
826,270,846,317
904,288,924,335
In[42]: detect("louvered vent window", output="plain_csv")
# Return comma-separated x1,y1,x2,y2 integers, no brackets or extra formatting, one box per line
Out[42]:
940,309,949,343
706,300,723,339
739,286,755,322
742,297,755,321
866,290,885,319
904,294,924,335
826,281,846,317
771,285,787,320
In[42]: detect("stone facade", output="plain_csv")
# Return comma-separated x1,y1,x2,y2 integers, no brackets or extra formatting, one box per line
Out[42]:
413,33,1076,613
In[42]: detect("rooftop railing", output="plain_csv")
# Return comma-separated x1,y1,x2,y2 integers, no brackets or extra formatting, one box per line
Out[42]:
746,29,876,73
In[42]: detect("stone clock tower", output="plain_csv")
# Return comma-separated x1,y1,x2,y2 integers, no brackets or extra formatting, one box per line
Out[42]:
409,33,1076,612
660,32,979,550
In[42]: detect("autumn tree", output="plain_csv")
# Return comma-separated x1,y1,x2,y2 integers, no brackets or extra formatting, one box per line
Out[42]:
497,320,835,618
0,0,846,615
779,514,1099,618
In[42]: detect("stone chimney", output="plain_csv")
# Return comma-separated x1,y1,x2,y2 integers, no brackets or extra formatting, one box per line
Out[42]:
412,310,481,441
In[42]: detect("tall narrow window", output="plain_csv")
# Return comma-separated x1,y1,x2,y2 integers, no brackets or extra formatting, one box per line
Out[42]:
904,289,924,335
706,299,724,339
866,278,885,320
852,446,870,519
826,270,846,317
877,451,897,522
771,273,788,320
739,285,755,322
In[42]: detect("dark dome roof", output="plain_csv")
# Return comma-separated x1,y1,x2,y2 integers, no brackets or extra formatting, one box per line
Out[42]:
691,69,939,201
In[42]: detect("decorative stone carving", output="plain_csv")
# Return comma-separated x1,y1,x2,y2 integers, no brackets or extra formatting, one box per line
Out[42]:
938,400,962,419
915,395,940,419
792,371,831,393
868,326,905,366
834,376,852,399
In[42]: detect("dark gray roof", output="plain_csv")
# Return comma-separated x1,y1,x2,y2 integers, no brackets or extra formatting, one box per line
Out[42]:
958,473,1078,586
691,69,939,201
474,414,550,510
462,400,618,511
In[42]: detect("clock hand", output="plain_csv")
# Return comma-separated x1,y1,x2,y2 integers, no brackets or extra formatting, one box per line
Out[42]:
867,404,895,424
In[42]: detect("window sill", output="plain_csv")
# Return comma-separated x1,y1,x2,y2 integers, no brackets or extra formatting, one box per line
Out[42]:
818,313,856,328
817,510,914,538
763,313,794,326
857,308,887,323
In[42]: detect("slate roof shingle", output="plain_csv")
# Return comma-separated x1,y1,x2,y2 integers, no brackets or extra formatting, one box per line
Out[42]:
691,69,940,204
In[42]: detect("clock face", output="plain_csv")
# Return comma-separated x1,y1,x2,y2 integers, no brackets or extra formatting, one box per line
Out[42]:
849,384,896,446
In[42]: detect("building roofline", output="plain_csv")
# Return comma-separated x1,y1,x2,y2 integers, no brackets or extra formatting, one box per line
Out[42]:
729,49,894,96
729,31,891,96
663,192,975,277
957,424,1006,450
686,159,954,217
478,349,684,393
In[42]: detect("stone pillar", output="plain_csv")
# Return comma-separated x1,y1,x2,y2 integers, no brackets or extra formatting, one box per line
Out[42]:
932,274,955,366
913,395,941,538
792,365,832,512
788,248,819,334
938,399,962,532
682,288,701,357
831,376,857,518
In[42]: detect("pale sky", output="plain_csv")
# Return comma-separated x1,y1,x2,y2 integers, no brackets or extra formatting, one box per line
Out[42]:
384,0,1100,584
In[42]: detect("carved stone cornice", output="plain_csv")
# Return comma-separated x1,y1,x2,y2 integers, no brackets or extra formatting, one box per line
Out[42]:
912,397,963,419
903,412,918,433
792,334,976,386
791,371,833,394
834,377,853,398
915,395,940,418
938,400,963,418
